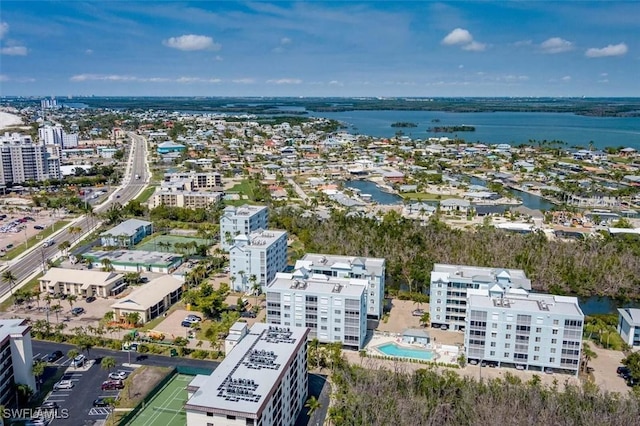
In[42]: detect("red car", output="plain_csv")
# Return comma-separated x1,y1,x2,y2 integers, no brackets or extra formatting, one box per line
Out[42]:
101,380,124,390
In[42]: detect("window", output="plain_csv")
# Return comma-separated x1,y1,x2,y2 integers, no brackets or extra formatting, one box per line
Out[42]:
335,310,342,315
492,323,498,329
551,339,557,344
552,329,558,335
490,351,495,356
207,413,213,417
534,346,540,352
506,325,512,330
491,332,497,338
549,357,555,363
536,327,541,333
505,343,511,349
550,348,556,353
437,291,442,295
490,342,496,347
535,337,541,342
334,327,341,332
504,352,510,358
533,355,539,361
553,319,559,325
505,334,511,339
320,326,327,330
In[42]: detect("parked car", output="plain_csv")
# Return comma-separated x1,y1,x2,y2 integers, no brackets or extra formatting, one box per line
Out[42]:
181,320,196,327
34,225,44,230
617,366,630,376
40,401,59,410
101,380,124,390
71,307,85,315
411,309,424,317
468,359,478,365
185,314,202,321
46,350,63,362
85,296,96,303
516,364,525,370
545,368,554,375
72,354,86,367
93,397,111,407
6,243,13,249
108,371,129,380
240,311,257,318
53,380,74,390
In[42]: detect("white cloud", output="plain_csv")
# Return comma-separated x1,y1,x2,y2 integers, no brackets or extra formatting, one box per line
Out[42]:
585,43,627,58
214,55,223,61
561,75,572,81
163,34,221,51
442,28,485,52
462,41,486,52
85,49,93,55
540,37,573,54
232,78,255,84
0,45,27,56
70,74,136,82
280,37,292,45
600,72,608,77
442,28,473,46
328,80,343,86
267,78,302,85
0,22,8,40
458,64,464,69
176,77,221,84
0,74,8,82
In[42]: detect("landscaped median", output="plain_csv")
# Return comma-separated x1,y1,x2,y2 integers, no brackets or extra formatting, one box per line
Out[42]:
134,186,156,204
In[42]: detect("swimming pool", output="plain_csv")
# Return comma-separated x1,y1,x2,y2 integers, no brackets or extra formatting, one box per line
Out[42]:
375,342,435,361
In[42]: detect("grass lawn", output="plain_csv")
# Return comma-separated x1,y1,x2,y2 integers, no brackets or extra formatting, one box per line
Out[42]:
135,186,156,204
0,273,43,312
1,220,70,261
227,179,264,199
400,192,456,201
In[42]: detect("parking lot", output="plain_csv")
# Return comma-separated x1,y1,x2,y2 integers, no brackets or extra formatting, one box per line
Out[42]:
32,348,135,425
0,210,62,254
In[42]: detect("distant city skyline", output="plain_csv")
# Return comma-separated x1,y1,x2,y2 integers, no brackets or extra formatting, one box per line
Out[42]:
1,1,638,97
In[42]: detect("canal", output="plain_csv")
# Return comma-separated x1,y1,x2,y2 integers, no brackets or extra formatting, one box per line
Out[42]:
469,177,556,211
344,180,404,205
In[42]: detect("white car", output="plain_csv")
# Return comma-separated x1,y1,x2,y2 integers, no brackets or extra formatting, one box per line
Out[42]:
53,380,74,390
108,371,129,380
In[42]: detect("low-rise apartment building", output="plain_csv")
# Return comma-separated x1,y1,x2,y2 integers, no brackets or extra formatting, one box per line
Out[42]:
229,229,288,292
295,253,385,319
220,205,268,251
429,263,532,331
184,323,308,426
149,190,223,209
110,275,184,324
266,270,367,350
164,171,222,190
100,219,153,248
39,268,126,298
83,250,183,274
465,289,584,375
0,319,36,408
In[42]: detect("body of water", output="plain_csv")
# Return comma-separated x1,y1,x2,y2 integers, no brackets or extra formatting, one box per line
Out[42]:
579,296,640,316
344,180,403,205
470,177,555,211
375,342,435,361
312,110,640,149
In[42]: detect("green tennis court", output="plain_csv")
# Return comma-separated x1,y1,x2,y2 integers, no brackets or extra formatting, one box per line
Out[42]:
127,374,192,426
134,235,209,253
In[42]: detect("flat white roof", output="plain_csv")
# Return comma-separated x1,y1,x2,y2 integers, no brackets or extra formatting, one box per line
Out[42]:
267,271,366,298
185,323,308,417
432,263,531,290
468,289,583,317
0,318,30,343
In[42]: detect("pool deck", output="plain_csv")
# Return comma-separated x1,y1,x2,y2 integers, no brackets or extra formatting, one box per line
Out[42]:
366,333,459,365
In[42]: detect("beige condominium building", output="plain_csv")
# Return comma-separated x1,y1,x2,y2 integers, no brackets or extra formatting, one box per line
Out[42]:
110,275,185,324
39,268,126,298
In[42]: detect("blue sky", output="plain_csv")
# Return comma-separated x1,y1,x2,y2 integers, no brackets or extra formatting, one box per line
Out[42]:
1,1,638,97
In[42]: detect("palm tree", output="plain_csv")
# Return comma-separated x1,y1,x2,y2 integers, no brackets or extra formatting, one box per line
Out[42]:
582,342,597,372
238,270,246,291
50,304,62,323
420,312,430,328
305,395,321,416
250,274,260,307
32,361,46,390
2,270,17,303
67,294,77,311
101,258,114,272
101,356,116,374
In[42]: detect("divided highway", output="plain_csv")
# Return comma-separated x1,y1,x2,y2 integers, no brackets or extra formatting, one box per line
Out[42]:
0,134,150,298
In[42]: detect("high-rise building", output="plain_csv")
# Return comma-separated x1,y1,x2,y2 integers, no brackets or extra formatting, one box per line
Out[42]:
465,289,584,375
266,270,368,350
40,98,58,109
294,253,386,319
0,319,36,408
220,205,269,251
0,133,54,186
38,124,78,148
429,264,532,331
229,229,288,292
185,323,309,426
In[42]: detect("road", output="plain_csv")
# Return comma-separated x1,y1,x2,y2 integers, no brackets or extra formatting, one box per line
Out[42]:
0,133,149,298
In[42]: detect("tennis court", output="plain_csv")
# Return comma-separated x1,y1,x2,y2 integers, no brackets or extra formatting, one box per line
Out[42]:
134,234,209,253
127,373,192,426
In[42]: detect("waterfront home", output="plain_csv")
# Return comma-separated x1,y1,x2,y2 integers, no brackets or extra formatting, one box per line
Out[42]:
514,160,535,172
620,147,638,157
440,198,471,213
156,141,186,154
382,170,405,183
399,184,418,192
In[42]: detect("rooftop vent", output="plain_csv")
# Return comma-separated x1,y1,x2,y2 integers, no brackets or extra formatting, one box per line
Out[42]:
332,284,343,293
537,300,550,311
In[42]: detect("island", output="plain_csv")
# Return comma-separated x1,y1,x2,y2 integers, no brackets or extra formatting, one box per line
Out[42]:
428,125,476,133
391,122,418,128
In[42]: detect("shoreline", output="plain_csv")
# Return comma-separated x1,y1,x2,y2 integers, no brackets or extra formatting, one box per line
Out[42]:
0,111,24,130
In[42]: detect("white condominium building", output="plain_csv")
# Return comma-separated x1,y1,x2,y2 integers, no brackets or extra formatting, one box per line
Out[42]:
465,289,584,376
230,229,288,292
185,323,309,426
295,253,385,319
0,133,54,186
38,124,79,148
164,171,222,190
266,270,368,350
429,263,532,331
0,319,36,408
149,190,223,209
220,205,269,251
